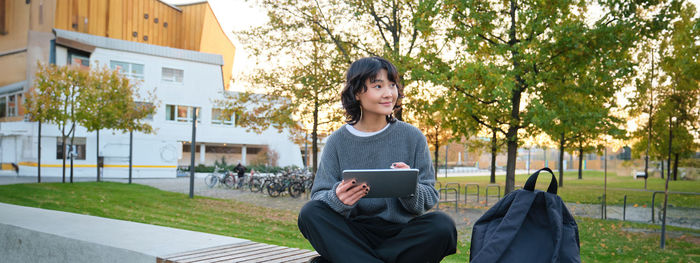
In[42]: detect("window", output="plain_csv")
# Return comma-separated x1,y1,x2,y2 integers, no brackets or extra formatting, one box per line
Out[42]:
162,67,183,84
110,60,144,80
166,104,175,121
165,104,200,123
68,52,89,69
56,137,86,160
7,94,15,117
211,108,234,125
0,96,6,117
0,0,7,35
0,93,20,118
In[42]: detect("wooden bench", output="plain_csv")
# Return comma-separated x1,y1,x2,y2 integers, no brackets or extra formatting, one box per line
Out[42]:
157,241,319,263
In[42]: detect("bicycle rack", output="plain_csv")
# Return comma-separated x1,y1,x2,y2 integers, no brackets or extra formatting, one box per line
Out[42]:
463,183,479,205
435,181,443,190
485,184,501,206
650,190,700,223
437,186,458,213
444,183,460,203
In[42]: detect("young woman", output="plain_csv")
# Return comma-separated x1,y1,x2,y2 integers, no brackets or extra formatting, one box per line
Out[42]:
298,57,457,263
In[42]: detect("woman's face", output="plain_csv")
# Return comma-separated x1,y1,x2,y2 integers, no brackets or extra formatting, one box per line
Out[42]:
355,69,398,120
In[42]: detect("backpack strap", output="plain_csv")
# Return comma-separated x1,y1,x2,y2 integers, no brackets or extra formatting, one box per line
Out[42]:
523,167,558,194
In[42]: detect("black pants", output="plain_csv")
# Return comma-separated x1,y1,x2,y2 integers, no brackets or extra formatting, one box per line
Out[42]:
298,200,457,263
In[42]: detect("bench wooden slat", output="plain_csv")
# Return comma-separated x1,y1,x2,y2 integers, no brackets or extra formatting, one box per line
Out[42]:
157,241,319,263
237,251,309,263
160,242,256,260
173,243,275,263
193,245,287,263
163,243,262,262
229,247,300,262
265,251,320,263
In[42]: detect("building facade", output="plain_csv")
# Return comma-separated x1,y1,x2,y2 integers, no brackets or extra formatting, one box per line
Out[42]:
0,0,303,178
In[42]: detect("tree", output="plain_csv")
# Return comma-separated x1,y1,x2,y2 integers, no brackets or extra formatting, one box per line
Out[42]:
26,64,156,183
26,63,87,183
25,63,67,183
630,2,699,180
79,66,157,182
530,51,630,187
657,2,699,180
403,85,454,176
220,6,346,176
428,0,667,194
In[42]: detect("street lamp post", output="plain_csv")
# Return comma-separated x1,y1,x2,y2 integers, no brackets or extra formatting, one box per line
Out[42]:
661,116,676,248
603,146,607,220
189,107,198,199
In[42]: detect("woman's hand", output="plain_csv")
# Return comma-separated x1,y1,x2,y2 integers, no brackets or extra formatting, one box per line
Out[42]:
391,162,410,169
336,179,369,206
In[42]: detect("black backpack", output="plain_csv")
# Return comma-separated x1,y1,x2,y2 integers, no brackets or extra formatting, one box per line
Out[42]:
469,168,580,263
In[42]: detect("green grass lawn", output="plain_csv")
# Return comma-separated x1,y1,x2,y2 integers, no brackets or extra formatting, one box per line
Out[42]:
436,171,700,208
0,182,698,262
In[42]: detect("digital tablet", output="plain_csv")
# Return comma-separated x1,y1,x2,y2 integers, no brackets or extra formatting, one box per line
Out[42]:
342,169,419,198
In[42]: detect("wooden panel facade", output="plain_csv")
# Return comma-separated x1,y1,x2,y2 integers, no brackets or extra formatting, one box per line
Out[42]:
52,1,234,71
179,3,205,51
198,4,235,89
54,0,184,48
0,0,30,51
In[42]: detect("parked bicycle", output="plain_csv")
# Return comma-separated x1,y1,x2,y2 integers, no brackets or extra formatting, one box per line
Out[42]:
266,172,304,198
204,166,235,188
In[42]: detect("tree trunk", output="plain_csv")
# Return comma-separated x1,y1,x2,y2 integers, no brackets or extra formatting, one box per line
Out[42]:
70,123,75,183
129,130,133,184
96,129,100,182
434,127,440,176
312,97,319,181
61,133,67,183
559,134,565,187
578,146,583,180
660,161,664,179
504,0,523,195
38,121,41,183
490,129,497,183
673,153,679,181
645,104,652,179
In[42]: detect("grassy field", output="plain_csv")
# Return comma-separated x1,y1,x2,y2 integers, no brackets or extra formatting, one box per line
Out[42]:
436,170,700,208
0,182,698,262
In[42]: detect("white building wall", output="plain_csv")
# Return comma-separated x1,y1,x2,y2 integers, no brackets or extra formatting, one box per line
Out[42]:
1,46,302,178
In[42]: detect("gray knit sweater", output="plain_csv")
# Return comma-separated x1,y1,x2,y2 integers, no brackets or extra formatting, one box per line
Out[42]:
310,121,439,224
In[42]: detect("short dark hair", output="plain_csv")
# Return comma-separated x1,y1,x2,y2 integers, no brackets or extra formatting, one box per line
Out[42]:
341,57,404,125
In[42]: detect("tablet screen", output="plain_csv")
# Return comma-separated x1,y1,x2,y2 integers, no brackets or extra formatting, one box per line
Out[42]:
342,169,419,198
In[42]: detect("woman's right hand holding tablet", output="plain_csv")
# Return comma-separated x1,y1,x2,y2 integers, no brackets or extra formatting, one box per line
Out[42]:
336,179,369,205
